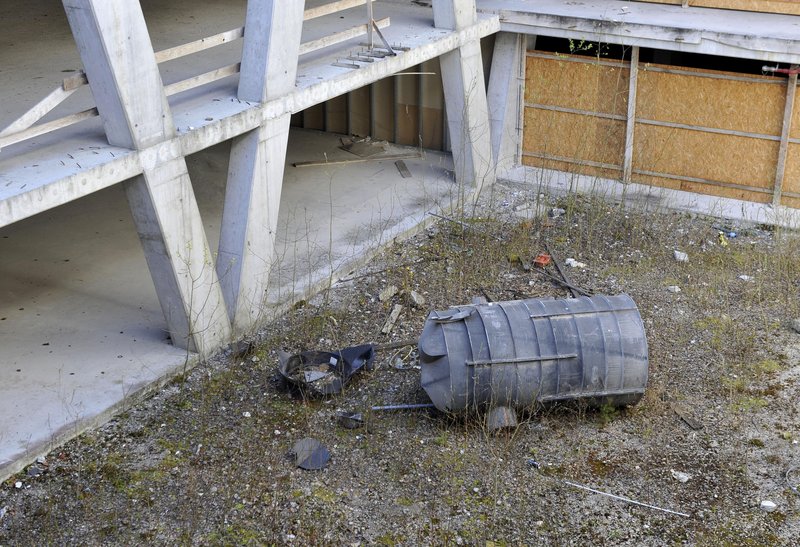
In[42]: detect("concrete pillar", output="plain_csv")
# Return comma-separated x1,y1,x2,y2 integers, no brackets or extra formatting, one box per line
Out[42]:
487,32,525,174
63,0,231,354
217,1,304,334
433,0,495,194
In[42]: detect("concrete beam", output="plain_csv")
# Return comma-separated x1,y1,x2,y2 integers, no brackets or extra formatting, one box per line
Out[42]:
62,0,173,149
487,32,524,173
218,1,304,334
435,0,496,194
63,0,231,354
238,0,305,103
217,116,290,333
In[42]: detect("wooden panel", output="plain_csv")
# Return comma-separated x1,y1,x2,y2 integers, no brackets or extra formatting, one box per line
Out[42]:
303,103,324,131
526,55,629,116
633,124,778,188
637,65,784,135
420,58,444,150
396,70,420,146
631,0,800,15
348,87,371,137
524,108,625,167
633,173,773,203
371,77,394,142
781,143,800,195
790,82,800,140
325,95,348,135
781,195,800,208
522,155,622,181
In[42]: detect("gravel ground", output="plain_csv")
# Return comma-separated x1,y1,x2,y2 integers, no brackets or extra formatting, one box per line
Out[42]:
1,181,799,545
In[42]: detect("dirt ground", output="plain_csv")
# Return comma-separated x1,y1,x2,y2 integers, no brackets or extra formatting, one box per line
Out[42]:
1,181,799,545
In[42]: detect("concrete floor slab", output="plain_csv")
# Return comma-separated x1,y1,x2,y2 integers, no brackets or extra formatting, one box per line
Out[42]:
0,128,457,481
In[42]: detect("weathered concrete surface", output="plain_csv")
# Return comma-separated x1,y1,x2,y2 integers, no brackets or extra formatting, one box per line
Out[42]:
478,0,800,63
0,129,457,481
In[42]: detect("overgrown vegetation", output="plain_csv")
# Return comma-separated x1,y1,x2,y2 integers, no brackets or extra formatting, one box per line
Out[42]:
1,183,799,544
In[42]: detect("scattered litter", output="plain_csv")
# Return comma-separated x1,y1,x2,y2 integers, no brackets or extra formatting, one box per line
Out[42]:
672,403,703,430
14,481,22,489
379,285,399,302
291,438,330,470
335,411,364,429
718,232,729,247
487,406,518,431
278,344,375,396
564,258,586,268
26,465,42,477
561,479,689,517
671,469,691,483
666,285,682,293
381,304,403,334
738,275,754,282
533,253,551,268
0,506,6,521
340,137,387,158
673,250,689,262
242,411,251,418
408,290,426,308
760,500,777,513
526,459,541,468
548,207,565,219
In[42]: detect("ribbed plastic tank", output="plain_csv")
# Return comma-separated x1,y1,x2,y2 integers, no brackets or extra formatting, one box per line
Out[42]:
419,294,648,412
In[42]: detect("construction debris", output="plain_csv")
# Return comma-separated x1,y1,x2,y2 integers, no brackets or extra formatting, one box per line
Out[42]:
278,345,375,396
381,304,403,334
291,438,330,470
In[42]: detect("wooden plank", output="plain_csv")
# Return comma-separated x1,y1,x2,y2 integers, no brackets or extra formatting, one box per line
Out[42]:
0,108,98,150
163,63,240,96
525,55,629,116
154,27,244,64
637,63,784,135
62,71,89,91
298,17,390,56
523,108,625,168
633,124,777,190
395,160,412,178
303,0,367,21
773,72,797,206
623,47,639,183
780,143,800,198
521,154,623,181
0,85,79,138
292,152,421,167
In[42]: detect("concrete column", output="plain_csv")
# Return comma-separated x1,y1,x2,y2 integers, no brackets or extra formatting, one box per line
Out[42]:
217,1,304,334
433,0,495,194
487,32,524,174
64,0,231,354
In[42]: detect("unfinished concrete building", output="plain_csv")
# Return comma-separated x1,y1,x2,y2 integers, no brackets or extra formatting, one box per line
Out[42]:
1,0,799,479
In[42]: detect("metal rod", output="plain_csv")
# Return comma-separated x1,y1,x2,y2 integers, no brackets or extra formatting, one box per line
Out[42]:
562,480,690,518
366,0,374,50
531,267,592,297
371,403,436,411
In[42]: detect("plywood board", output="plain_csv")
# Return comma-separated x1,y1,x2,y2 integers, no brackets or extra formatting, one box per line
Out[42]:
522,155,622,182
633,124,777,189
637,65,784,135
396,70,420,147
348,87,371,137
371,77,395,142
526,55,629,116
325,95,348,135
303,103,325,131
781,143,800,195
633,172,773,203
420,58,444,150
630,0,800,16
524,108,625,167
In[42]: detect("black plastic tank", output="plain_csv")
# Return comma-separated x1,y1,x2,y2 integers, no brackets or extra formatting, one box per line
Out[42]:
419,294,648,413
